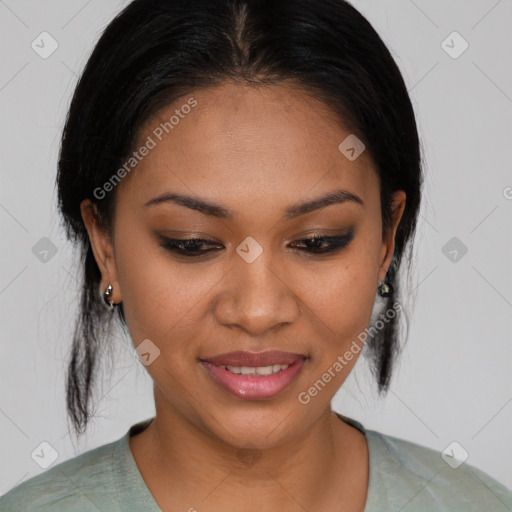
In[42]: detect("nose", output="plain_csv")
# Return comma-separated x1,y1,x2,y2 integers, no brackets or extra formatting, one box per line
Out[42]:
213,247,301,336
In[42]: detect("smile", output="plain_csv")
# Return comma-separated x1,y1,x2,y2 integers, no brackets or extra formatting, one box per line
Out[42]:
200,357,306,400
222,363,290,376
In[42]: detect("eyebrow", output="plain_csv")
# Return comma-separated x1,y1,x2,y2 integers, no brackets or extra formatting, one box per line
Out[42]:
144,188,364,220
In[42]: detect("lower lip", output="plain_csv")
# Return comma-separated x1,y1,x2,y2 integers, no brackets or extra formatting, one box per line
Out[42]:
200,359,306,400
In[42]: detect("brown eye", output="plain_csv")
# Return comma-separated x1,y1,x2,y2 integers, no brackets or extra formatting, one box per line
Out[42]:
161,237,222,257
289,230,354,254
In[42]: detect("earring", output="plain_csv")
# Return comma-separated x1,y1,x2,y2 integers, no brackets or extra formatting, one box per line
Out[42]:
377,280,393,297
103,283,117,308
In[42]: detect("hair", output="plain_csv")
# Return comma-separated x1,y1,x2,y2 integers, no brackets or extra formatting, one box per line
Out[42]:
56,0,423,437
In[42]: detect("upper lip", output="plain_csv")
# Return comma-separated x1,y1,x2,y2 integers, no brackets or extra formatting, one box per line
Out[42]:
201,350,306,367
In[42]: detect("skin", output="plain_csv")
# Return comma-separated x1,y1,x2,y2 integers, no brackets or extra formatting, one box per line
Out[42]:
81,81,406,512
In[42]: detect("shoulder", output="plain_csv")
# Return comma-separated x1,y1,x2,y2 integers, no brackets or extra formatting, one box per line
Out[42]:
365,429,512,511
0,438,121,512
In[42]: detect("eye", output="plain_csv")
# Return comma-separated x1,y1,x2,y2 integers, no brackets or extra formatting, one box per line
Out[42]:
289,231,354,254
159,230,355,259
160,237,222,257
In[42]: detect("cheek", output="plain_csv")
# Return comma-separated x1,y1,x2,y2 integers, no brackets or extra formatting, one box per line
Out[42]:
304,265,376,346
299,242,381,364
113,227,199,345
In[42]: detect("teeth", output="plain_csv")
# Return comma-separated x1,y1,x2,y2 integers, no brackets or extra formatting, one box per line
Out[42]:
222,364,290,376
256,365,274,376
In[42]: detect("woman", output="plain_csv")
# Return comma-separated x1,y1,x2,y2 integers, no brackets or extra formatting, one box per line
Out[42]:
1,0,510,510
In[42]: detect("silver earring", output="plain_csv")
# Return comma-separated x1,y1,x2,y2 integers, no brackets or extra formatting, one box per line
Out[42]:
377,280,393,297
103,283,116,308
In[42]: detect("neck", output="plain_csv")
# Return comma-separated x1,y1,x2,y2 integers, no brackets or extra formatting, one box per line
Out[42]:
130,389,368,511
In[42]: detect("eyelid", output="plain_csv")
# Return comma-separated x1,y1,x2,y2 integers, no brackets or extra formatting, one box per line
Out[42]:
156,230,222,242
157,229,353,246
286,225,354,239
288,226,355,241
289,231,354,250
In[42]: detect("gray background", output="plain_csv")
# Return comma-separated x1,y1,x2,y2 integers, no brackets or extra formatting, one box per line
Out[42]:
1,0,511,496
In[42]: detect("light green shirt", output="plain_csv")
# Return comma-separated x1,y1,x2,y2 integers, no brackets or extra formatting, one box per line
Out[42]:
1,414,511,511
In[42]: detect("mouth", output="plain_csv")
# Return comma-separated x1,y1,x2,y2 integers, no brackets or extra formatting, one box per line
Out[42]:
199,350,308,400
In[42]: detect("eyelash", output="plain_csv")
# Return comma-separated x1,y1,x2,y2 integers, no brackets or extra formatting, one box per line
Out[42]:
160,232,354,258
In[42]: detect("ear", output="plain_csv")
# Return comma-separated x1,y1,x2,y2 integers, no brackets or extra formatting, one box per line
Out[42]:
378,190,406,282
80,199,122,304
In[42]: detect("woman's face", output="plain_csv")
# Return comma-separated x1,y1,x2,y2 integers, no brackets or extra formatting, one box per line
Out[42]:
82,81,405,449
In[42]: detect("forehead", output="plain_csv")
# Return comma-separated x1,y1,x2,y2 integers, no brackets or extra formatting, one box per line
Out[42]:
119,81,378,211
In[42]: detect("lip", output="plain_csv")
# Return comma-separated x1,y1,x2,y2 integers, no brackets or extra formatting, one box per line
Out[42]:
200,350,306,367
200,357,306,400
